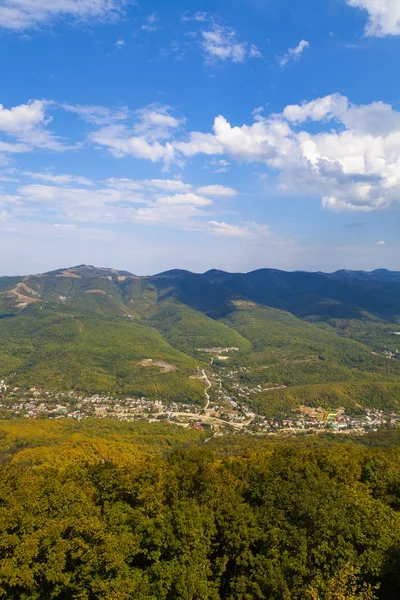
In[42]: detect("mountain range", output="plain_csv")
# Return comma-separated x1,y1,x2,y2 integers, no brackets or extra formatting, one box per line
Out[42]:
1,264,400,415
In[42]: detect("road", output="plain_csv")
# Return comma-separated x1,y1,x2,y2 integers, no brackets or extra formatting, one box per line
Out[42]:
164,367,254,429
197,366,212,409
201,369,212,410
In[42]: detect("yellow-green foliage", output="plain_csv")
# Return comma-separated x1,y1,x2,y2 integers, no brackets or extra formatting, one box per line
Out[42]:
0,420,400,599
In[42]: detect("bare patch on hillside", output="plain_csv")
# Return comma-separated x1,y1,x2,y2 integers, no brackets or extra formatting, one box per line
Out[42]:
139,359,177,372
85,289,107,295
56,271,81,279
0,281,41,308
232,300,257,308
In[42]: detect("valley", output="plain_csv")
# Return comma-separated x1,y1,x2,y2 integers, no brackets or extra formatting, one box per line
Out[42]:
1,264,400,432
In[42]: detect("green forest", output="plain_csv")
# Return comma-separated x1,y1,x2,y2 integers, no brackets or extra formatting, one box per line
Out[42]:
1,419,400,599
1,266,400,413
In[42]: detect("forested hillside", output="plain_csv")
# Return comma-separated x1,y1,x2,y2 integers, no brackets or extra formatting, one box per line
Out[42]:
1,419,400,599
0,265,400,416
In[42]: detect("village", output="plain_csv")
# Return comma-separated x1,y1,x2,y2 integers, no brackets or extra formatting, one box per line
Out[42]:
1,375,400,436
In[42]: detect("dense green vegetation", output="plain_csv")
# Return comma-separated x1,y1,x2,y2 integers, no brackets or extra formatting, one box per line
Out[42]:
246,382,400,419
1,419,400,599
145,299,251,358
0,309,204,402
222,304,400,383
1,265,400,411
314,319,400,354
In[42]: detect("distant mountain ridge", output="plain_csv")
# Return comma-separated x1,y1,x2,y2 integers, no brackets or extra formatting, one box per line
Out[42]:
24,264,400,283
329,268,400,283
1,263,400,322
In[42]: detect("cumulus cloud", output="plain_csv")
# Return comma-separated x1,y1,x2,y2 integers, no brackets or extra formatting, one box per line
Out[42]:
64,95,400,213
165,94,400,212
376,240,385,245
0,99,48,135
0,0,130,30
0,99,70,152
279,40,310,67
346,0,400,36
201,22,261,63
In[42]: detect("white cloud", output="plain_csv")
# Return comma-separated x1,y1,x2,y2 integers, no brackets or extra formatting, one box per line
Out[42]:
279,40,310,67
156,192,212,207
0,175,245,234
249,45,262,58
0,0,129,31
1,172,278,255
24,171,93,186
175,115,286,161
82,104,183,164
376,240,385,245
181,11,208,23
133,106,183,140
136,204,204,224
201,22,261,64
115,39,125,49
0,99,69,152
209,158,231,173
91,126,176,163
196,185,237,196
4,183,140,223
141,12,158,32
207,221,270,238
0,141,29,154
346,0,400,36
67,95,400,213
62,103,129,125
105,178,192,193
0,99,47,135
282,93,349,123
0,173,18,182
166,94,400,212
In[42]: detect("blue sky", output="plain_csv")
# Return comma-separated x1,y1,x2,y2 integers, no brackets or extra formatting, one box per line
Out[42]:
0,0,399,275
